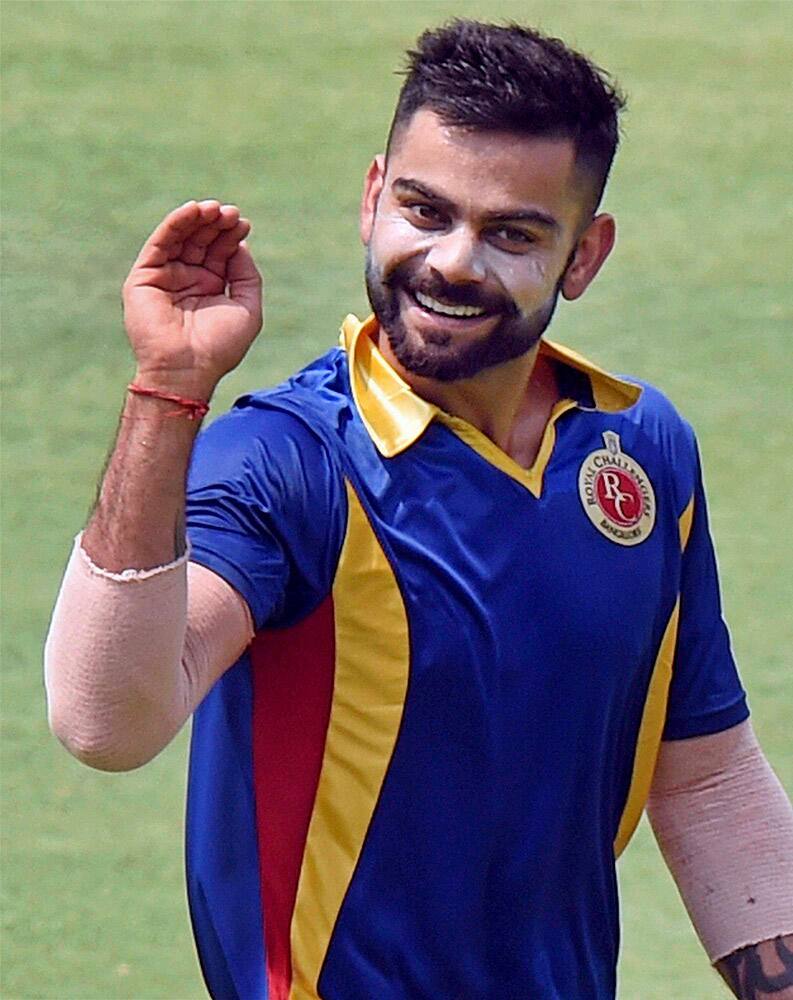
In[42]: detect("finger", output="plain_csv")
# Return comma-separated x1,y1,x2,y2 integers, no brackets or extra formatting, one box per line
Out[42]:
196,199,223,222
215,204,242,230
226,242,263,322
181,205,242,265
190,206,241,247
133,201,206,269
135,199,224,267
203,219,252,277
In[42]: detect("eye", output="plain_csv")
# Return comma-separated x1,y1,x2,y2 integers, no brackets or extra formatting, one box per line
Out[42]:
488,226,537,252
404,202,445,228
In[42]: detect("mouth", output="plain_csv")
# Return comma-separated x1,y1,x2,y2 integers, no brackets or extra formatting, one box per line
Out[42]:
413,290,488,319
401,289,501,335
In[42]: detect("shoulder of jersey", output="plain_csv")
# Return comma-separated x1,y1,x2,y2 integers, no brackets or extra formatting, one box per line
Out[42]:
616,377,697,458
194,348,351,463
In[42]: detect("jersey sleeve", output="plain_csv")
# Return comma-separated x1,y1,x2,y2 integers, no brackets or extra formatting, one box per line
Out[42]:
186,401,347,631
662,444,750,740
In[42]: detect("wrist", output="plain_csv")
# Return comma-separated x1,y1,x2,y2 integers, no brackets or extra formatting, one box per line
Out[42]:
131,367,219,401
127,384,210,421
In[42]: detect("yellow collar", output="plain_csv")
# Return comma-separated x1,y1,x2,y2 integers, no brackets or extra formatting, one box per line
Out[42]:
340,313,641,459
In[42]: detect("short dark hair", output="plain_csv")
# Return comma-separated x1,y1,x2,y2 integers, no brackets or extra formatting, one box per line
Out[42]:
387,20,626,212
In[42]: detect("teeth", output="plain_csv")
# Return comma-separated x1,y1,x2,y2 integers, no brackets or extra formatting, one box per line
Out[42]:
415,291,486,318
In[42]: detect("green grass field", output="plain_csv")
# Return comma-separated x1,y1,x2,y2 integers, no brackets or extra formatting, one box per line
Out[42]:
1,1,791,997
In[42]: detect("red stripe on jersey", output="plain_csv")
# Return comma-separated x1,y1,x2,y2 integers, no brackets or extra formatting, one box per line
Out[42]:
251,596,336,1000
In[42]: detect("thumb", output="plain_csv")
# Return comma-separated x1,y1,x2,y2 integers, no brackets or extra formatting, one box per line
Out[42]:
227,242,263,321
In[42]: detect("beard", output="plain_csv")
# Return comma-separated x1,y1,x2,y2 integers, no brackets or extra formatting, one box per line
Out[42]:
364,249,564,382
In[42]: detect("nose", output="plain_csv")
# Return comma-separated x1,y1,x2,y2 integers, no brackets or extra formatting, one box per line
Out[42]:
424,227,486,285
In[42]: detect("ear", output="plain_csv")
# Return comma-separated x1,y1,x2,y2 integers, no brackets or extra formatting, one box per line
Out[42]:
360,154,386,245
561,213,616,301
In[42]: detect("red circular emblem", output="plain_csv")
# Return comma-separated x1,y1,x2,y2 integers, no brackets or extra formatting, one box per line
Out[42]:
579,433,656,546
593,467,644,527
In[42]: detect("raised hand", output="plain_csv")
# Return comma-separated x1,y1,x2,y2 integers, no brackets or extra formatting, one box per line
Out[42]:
123,200,263,396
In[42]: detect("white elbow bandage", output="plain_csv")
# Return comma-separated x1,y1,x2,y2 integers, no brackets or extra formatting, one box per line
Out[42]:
44,535,253,770
647,721,793,963
44,536,190,767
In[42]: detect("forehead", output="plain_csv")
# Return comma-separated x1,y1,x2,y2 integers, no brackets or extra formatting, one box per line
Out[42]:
385,109,582,222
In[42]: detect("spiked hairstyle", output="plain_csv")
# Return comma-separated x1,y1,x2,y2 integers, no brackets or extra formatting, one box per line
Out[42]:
387,20,626,212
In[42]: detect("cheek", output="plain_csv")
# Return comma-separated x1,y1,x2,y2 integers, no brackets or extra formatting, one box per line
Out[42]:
484,250,552,314
370,212,431,268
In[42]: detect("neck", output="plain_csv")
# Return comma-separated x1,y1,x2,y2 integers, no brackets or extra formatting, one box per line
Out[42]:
377,331,557,456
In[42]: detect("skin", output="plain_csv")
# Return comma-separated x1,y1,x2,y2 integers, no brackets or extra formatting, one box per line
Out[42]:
360,108,615,465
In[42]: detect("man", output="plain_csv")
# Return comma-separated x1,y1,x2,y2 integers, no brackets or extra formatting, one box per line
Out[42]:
45,20,793,1000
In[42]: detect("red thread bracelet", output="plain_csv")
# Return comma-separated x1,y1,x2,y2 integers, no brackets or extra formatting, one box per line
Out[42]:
127,383,210,420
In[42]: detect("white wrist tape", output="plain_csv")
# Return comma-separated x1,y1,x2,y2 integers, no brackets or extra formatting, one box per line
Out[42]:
648,721,793,962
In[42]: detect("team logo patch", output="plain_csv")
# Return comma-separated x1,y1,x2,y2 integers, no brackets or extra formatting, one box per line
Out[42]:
578,431,656,546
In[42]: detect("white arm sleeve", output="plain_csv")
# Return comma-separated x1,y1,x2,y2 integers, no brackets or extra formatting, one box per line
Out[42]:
44,536,254,771
648,720,793,963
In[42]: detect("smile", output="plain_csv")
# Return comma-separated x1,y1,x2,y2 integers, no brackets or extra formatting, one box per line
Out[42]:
414,290,487,318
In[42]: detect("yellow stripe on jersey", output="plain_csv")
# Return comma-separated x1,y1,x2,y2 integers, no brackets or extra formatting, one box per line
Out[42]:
678,495,695,550
613,599,680,857
613,495,694,857
289,480,410,999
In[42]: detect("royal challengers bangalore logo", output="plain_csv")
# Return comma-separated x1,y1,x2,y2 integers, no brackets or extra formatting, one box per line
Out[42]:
578,431,656,546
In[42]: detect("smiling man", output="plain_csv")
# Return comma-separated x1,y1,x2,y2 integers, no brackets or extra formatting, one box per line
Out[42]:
365,119,608,387
45,20,793,1000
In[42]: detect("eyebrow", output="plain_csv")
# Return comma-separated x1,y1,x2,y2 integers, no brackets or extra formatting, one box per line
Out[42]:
391,177,561,233
392,177,454,213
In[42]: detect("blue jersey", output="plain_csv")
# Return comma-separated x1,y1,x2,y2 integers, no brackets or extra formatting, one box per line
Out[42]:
185,314,748,1000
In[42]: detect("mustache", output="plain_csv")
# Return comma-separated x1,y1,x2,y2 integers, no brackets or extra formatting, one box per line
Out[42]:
383,261,517,316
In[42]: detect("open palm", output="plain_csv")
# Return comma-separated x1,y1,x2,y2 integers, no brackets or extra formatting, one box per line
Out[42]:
123,200,263,392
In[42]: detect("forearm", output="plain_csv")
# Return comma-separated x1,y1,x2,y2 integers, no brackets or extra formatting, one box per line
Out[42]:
83,381,212,571
648,723,793,996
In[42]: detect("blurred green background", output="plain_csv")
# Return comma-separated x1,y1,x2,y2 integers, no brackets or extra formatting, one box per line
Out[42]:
1,1,790,997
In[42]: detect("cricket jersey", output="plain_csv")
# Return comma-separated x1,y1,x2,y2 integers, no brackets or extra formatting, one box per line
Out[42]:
185,314,748,1000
